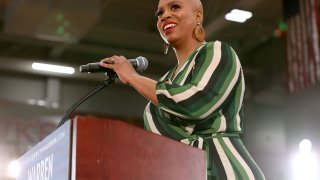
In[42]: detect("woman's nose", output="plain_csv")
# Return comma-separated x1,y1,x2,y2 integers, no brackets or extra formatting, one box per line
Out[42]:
160,11,171,21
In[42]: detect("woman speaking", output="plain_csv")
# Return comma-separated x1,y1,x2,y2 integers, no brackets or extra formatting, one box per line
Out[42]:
100,0,266,179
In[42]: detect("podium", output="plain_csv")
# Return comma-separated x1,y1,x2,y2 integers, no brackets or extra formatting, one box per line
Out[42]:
17,116,206,180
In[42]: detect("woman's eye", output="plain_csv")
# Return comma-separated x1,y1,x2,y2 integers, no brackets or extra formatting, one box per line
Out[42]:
171,4,180,10
156,10,164,18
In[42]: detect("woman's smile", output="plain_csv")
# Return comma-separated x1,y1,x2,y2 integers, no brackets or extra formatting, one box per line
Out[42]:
163,21,177,34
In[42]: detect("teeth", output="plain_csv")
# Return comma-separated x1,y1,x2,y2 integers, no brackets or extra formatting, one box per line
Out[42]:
164,24,176,30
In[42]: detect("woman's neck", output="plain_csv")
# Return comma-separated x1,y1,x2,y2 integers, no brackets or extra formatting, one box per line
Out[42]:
173,40,204,65
170,40,205,79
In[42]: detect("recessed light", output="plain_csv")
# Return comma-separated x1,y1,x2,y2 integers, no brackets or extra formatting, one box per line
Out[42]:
225,9,252,23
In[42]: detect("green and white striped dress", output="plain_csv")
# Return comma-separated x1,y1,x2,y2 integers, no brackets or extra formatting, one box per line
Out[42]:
143,41,266,180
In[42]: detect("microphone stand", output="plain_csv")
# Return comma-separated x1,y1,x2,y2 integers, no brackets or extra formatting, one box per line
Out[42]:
56,73,117,128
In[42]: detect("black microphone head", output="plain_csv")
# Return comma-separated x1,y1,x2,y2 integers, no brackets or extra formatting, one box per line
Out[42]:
134,56,148,72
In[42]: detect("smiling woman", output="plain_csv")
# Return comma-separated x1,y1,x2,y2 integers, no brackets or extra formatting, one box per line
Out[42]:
99,0,266,179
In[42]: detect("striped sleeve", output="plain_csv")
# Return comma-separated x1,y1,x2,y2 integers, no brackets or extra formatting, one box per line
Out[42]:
156,41,242,120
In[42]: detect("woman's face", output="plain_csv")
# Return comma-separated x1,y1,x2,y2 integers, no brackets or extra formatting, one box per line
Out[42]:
156,0,200,45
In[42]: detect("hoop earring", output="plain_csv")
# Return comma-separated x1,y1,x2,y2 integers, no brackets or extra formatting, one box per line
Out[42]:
194,23,205,42
164,42,169,54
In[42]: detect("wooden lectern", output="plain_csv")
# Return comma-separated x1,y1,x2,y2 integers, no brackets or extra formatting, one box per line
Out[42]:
17,116,206,180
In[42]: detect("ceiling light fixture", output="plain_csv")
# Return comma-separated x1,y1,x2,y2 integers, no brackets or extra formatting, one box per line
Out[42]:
225,9,252,23
32,62,75,74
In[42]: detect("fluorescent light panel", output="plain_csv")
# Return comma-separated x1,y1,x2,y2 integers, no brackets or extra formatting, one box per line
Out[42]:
225,9,252,23
32,62,75,74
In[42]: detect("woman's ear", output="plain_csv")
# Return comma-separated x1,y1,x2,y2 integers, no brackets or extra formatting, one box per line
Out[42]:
195,10,203,23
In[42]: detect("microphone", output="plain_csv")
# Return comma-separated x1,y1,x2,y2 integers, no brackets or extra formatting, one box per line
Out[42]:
79,56,148,73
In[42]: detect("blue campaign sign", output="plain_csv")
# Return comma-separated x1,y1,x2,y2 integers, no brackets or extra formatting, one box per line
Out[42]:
17,121,71,180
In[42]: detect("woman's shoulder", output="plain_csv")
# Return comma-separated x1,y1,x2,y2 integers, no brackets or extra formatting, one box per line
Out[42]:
206,40,232,47
204,40,236,53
